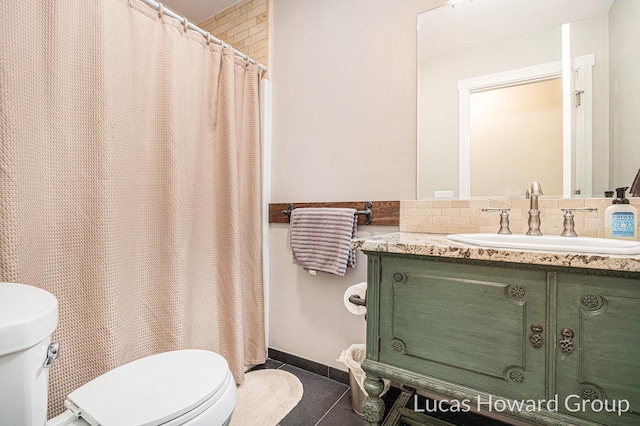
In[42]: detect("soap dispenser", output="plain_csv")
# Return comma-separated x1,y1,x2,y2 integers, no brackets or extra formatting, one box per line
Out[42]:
604,187,637,240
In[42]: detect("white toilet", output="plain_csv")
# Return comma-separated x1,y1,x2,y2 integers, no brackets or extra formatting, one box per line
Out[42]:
0,282,237,426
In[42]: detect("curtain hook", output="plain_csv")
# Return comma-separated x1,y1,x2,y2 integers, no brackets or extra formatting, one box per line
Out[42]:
182,17,189,32
205,33,212,45
157,2,164,19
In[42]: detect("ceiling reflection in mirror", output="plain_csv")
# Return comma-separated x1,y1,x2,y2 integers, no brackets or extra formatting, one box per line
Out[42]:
417,0,639,200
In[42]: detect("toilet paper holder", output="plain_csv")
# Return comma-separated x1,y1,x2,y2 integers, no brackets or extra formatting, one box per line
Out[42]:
344,282,367,317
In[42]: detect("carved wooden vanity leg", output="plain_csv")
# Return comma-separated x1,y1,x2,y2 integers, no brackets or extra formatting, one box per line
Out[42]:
363,374,386,425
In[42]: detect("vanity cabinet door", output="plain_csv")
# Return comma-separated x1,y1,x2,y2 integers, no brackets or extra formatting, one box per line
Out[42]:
555,273,640,426
377,256,548,401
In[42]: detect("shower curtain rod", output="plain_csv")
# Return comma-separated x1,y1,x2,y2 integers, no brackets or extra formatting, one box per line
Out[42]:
139,0,267,72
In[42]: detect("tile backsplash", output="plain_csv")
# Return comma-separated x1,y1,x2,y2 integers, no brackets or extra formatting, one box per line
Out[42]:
400,198,640,238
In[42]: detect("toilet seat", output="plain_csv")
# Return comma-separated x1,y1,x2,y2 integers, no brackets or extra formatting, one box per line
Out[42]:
62,350,234,426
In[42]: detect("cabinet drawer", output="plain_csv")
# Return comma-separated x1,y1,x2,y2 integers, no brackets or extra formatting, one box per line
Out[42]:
378,256,548,401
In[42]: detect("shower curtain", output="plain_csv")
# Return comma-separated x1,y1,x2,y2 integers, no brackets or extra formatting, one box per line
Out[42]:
0,0,265,417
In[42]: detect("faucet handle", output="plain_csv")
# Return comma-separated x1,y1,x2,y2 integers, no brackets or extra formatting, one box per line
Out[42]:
482,208,512,235
560,207,597,237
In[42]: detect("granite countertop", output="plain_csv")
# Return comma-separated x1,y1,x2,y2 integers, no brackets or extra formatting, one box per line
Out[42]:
351,232,640,273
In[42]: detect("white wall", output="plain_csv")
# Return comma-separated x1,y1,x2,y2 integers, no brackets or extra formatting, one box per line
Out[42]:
609,0,640,189
418,24,563,199
269,0,442,371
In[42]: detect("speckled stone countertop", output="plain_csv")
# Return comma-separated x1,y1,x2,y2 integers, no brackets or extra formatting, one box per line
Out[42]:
351,232,640,273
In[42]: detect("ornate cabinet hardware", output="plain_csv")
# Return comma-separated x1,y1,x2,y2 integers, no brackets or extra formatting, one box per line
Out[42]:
529,324,544,348
559,328,575,354
581,386,602,401
392,272,406,283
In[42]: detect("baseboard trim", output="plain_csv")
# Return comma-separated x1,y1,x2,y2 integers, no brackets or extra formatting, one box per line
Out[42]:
267,348,349,385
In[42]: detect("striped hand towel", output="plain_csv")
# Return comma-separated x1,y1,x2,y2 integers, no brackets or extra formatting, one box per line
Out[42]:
289,208,357,276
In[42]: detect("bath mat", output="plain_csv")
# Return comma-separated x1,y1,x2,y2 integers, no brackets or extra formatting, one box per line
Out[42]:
230,369,303,426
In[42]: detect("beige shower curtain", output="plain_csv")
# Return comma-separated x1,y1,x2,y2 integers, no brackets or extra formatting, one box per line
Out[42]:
0,0,265,417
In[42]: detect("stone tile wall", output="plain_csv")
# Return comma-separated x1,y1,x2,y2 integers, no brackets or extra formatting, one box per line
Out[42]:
198,0,269,71
401,198,640,238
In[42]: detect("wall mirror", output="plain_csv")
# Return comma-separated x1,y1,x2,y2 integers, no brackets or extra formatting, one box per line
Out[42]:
417,0,639,200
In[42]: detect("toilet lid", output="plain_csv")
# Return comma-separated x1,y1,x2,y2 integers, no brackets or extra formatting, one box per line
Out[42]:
66,350,232,426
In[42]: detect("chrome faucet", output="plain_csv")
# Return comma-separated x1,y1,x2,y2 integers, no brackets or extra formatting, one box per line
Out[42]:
560,207,597,237
526,181,543,236
482,208,512,234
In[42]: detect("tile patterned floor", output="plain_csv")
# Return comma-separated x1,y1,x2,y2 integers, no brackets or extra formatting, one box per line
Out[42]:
251,359,368,426
252,357,511,426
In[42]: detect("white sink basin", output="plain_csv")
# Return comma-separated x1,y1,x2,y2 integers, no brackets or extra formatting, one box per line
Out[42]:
446,233,640,255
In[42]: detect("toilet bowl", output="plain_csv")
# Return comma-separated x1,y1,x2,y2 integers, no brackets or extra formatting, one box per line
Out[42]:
0,283,237,426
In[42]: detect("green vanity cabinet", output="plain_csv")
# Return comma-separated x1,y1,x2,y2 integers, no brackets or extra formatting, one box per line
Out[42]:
378,255,548,401
360,251,640,426
554,273,640,426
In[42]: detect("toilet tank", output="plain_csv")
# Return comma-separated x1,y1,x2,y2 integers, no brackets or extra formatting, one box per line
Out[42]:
0,283,58,426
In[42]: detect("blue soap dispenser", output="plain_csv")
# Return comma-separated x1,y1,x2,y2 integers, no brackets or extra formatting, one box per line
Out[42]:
604,187,637,240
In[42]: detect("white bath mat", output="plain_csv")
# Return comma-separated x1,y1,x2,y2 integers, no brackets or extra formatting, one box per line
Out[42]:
230,369,303,426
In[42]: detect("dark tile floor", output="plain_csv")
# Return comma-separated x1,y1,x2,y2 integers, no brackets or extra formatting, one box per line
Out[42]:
252,359,368,426
251,357,511,426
